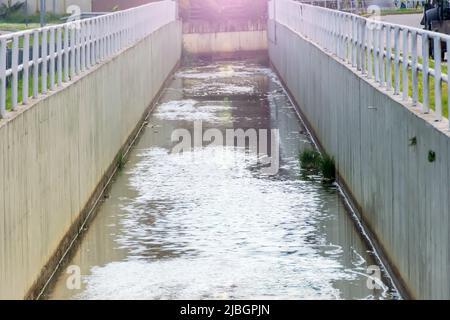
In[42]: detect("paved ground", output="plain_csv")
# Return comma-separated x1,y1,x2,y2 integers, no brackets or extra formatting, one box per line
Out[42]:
380,14,424,58
381,13,423,29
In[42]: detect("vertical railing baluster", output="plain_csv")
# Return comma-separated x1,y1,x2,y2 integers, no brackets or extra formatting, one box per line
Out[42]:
81,21,86,72
422,34,430,113
101,17,106,60
361,20,367,73
107,16,112,56
434,36,442,120
57,27,63,87
379,25,385,86
93,19,100,64
402,29,409,101
76,26,81,75
386,26,392,90
368,27,373,79
33,30,39,98
70,26,76,79
120,12,125,48
11,36,19,109
49,28,55,91
411,31,418,105
42,29,48,94
98,18,101,59
114,14,118,52
394,27,400,95
23,33,30,104
352,16,356,67
448,38,450,130
64,25,69,82
86,20,91,69
356,18,361,70
374,26,379,82
104,16,108,57
0,38,6,118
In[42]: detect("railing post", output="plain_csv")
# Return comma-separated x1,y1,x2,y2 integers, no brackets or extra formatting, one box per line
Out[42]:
361,19,366,73
57,27,63,87
0,38,6,118
49,27,55,91
394,27,400,95
402,29,409,101
337,13,342,59
356,18,361,70
448,38,450,130
81,21,86,73
42,29,48,94
96,17,101,62
101,17,106,60
86,20,91,69
386,26,392,90
23,33,30,104
434,36,442,120
352,16,356,68
75,26,81,75
108,15,111,55
64,24,70,82
379,25,385,86
368,27,373,79
411,31,418,105
32,30,39,98
374,26,379,82
11,36,19,110
422,34,430,113
70,26,76,79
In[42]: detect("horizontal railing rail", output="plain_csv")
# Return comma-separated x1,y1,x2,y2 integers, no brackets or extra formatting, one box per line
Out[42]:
0,0,177,119
270,0,450,130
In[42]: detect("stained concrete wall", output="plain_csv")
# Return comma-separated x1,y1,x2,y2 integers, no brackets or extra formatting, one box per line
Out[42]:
182,18,268,61
269,21,450,299
0,20,182,299
183,30,267,56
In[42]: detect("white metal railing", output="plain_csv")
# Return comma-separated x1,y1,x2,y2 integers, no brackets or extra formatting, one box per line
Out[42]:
270,0,450,130
0,0,177,119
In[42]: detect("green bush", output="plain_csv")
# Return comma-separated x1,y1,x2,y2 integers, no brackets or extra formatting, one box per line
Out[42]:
320,154,336,182
299,149,336,182
299,149,321,170
0,1,25,19
1,12,63,24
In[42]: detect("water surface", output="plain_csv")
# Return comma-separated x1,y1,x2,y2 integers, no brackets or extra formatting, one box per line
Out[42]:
46,61,397,300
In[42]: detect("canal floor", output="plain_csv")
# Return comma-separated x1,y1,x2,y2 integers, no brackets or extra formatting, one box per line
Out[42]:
45,61,398,300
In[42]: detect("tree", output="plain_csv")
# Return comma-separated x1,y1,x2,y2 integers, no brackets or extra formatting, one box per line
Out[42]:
0,0,25,18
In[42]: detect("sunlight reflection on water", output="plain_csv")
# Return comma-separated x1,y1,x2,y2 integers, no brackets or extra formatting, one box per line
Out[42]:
46,62,397,300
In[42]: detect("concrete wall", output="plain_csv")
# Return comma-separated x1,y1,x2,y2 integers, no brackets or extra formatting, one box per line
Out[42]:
0,20,182,299
269,21,450,299
183,30,267,56
182,19,267,61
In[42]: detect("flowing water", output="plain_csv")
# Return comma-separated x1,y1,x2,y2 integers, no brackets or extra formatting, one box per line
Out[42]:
45,61,398,300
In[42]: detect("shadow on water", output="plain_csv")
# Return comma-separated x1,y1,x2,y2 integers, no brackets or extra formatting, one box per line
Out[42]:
44,60,399,300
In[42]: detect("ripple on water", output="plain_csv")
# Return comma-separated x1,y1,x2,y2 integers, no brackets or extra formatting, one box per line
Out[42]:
77,147,359,299
47,62,397,300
